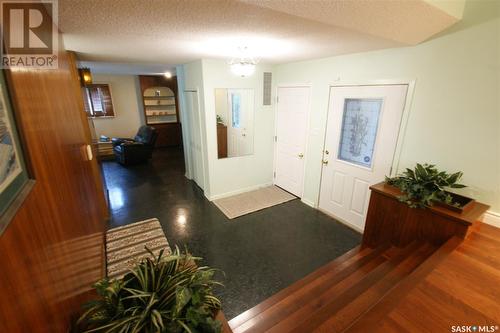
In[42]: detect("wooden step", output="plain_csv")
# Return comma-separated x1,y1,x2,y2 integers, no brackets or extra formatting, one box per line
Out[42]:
229,245,371,330
345,224,500,333
312,243,436,332
343,237,461,333
283,242,425,333
230,242,437,333
229,245,389,333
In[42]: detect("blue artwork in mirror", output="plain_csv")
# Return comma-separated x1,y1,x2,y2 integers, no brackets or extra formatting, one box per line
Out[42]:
231,93,241,128
338,98,383,168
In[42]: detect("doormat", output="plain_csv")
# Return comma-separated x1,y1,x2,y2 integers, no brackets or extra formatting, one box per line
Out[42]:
214,186,296,219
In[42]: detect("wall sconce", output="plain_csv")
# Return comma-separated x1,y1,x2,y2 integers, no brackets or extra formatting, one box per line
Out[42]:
78,67,92,86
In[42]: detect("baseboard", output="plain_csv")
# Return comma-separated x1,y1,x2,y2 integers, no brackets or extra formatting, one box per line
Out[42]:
301,198,316,208
481,211,500,228
207,182,274,201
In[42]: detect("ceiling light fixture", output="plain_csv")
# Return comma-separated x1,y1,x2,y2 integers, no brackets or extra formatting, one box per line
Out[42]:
164,71,172,79
229,47,257,77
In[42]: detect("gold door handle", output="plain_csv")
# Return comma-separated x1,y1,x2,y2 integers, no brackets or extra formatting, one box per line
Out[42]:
322,160,329,165
298,153,304,158
324,150,329,155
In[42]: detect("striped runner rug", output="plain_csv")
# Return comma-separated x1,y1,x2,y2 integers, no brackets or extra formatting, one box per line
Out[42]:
106,218,171,279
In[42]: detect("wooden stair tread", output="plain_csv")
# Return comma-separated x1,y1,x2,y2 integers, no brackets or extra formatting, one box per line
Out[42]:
347,224,500,332
313,243,436,332
229,245,377,330
285,242,423,333
230,241,438,333
344,237,462,333
263,250,389,333
231,245,390,333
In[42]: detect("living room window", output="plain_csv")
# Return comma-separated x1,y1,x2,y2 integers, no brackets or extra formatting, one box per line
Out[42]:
83,84,115,117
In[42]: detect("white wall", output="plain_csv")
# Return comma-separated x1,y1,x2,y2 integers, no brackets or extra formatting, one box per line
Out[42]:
183,60,210,193
181,59,275,199
91,74,144,138
201,59,274,199
273,0,500,213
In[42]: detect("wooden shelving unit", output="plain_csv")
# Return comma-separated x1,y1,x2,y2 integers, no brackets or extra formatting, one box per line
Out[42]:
139,75,182,147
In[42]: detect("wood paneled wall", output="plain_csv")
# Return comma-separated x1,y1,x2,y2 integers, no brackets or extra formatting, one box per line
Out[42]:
0,36,107,333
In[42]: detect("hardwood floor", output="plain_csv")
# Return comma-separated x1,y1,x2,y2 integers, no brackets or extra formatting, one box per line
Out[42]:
229,222,500,333
347,222,500,332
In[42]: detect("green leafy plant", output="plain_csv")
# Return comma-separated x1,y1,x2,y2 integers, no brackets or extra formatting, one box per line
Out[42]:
77,247,223,333
385,163,466,208
216,115,224,124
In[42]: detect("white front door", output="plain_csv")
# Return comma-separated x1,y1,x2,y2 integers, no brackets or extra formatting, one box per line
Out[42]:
227,89,254,157
319,84,408,231
274,86,311,197
185,90,204,189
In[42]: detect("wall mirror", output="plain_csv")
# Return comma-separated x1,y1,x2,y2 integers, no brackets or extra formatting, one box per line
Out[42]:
214,88,254,159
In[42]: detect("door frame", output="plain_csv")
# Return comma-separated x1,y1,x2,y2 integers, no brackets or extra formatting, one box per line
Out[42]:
273,84,312,198
317,79,416,231
184,88,207,191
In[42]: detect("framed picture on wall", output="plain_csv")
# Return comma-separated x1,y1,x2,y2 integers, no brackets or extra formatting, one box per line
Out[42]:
0,70,33,235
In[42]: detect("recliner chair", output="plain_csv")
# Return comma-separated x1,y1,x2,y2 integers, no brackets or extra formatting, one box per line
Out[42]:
112,125,158,165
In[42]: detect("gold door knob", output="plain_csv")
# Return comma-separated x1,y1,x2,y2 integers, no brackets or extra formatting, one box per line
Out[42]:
298,153,304,158
324,150,330,155
322,160,329,165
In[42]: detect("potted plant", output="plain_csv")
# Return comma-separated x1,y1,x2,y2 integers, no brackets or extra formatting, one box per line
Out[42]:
77,247,223,333
385,163,473,213
216,115,224,125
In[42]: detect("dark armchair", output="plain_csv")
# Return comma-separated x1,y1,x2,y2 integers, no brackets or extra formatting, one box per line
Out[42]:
112,125,158,165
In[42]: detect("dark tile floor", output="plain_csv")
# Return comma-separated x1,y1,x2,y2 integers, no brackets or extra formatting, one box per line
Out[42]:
102,147,362,320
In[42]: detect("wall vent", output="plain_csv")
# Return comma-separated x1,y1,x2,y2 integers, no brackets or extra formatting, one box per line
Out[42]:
263,72,272,105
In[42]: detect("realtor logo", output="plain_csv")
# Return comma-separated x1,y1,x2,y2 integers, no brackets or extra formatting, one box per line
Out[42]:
1,0,58,68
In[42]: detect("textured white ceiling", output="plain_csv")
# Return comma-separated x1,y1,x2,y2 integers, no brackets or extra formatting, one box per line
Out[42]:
59,0,462,67
242,0,462,44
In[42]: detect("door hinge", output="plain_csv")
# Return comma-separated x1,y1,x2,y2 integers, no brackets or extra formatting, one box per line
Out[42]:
274,135,277,142
273,171,276,178
390,166,393,175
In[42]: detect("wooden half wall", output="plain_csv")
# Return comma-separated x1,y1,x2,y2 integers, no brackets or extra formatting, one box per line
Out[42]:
0,40,107,333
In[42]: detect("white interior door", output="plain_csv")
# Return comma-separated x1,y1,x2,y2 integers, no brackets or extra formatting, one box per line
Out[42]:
274,86,311,197
185,90,204,189
319,84,408,231
227,89,254,157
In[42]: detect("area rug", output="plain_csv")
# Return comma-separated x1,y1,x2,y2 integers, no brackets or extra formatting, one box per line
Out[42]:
213,185,296,219
106,218,171,279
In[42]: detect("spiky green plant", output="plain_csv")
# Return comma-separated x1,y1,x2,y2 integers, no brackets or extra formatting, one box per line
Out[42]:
386,163,466,208
77,247,223,333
